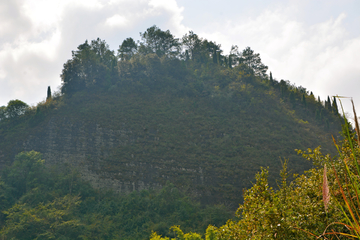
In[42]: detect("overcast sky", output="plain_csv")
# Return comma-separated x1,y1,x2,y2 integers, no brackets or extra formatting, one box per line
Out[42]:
1,0,359,118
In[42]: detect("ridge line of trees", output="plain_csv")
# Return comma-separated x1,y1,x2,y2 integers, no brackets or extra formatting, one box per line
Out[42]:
1,25,341,130
60,25,269,95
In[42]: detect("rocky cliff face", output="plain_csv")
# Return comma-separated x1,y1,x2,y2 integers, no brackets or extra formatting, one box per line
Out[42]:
21,117,207,199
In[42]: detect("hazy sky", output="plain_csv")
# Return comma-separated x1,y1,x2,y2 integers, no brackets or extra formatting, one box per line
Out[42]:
1,0,359,116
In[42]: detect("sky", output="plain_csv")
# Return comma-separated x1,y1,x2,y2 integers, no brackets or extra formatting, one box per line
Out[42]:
0,0,359,118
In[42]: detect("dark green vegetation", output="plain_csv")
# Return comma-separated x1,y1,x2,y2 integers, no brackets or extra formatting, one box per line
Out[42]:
0,25,343,238
150,108,359,239
0,151,232,239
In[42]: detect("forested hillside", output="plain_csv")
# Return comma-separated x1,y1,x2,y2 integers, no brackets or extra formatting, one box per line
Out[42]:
0,25,342,206
0,25,344,239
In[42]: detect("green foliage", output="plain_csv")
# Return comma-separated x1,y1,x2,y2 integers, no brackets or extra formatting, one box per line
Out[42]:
319,99,360,238
118,37,137,61
139,25,180,58
1,151,45,199
0,100,29,119
151,145,352,239
1,195,82,240
0,106,6,121
239,47,268,78
61,38,117,94
0,151,232,239
148,108,359,239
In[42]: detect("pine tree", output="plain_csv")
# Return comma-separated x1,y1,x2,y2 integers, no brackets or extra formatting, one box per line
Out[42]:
47,86,51,100
270,72,273,82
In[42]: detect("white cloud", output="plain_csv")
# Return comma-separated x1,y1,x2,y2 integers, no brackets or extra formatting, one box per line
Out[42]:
105,14,128,28
148,0,188,35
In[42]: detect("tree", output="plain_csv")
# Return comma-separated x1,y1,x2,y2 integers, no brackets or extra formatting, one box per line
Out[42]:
1,195,82,240
0,106,6,121
202,39,221,64
1,151,45,198
212,48,217,64
182,31,203,61
46,86,51,100
61,39,116,94
229,45,241,67
326,96,332,111
6,100,28,118
139,25,180,58
90,38,116,67
280,80,287,98
240,47,268,78
332,96,338,114
118,37,137,61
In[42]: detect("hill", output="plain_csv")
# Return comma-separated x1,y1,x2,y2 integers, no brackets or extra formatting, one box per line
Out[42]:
0,26,342,207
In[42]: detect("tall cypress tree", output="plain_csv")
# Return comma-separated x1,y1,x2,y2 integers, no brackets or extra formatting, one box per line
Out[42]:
270,72,273,82
332,96,338,114
47,86,51,100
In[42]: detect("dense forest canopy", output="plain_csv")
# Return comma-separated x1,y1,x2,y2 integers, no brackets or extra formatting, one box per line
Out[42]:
60,25,270,95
